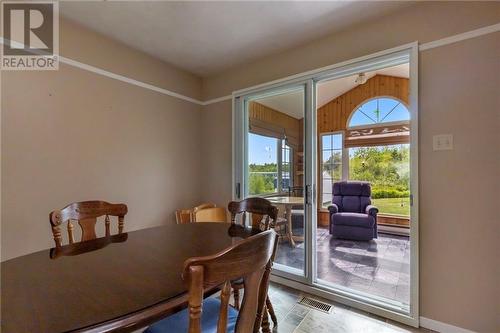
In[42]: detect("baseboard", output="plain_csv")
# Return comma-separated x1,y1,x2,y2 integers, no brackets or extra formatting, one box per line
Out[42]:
378,225,410,236
420,317,477,333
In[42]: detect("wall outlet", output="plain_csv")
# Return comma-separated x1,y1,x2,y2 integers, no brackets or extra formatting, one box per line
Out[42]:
433,134,453,151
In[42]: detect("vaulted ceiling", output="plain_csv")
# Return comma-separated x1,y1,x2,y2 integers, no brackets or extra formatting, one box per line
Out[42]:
256,63,409,119
60,1,415,77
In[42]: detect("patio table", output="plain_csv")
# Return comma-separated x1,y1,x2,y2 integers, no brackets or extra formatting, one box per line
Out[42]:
267,196,304,247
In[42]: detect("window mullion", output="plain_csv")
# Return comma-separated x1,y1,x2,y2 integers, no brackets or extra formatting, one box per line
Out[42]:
277,139,283,193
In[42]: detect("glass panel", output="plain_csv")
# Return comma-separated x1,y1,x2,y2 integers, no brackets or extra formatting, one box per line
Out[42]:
322,191,333,207
332,134,342,150
322,135,332,150
246,87,305,277
378,97,399,120
248,133,278,195
320,134,343,209
349,144,410,217
383,103,410,123
349,108,374,127
316,66,412,312
322,150,332,163
349,97,410,127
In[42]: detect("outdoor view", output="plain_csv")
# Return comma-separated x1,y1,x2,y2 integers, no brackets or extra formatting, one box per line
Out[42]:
248,133,291,195
322,143,410,216
349,144,410,216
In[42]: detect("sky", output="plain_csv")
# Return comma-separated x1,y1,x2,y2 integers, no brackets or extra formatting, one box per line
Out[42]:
248,133,278,165
349,97,409,126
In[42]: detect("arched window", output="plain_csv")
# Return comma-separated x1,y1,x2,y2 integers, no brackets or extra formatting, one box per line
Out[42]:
349,97,409,128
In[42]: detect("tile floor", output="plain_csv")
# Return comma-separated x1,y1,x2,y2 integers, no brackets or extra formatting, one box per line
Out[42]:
267,282,433,333
275,227,410,305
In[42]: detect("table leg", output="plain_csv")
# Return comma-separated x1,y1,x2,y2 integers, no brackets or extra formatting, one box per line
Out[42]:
286,206,296,247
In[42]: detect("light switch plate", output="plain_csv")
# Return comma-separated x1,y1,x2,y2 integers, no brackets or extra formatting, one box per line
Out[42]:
433,134,453,151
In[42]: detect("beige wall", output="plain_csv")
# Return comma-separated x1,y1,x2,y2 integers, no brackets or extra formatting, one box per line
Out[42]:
1,19,204,260
198,2,500,332
199,100,233,208
418,33,500,332
60,18,202,100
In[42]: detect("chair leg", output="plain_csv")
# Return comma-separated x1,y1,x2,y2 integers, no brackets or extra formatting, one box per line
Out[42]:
261,305,271,333
266,296,278,327
233,287,240,310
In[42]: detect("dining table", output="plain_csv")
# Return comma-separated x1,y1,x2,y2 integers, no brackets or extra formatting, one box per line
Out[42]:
267,196,304,247
1,223,260,333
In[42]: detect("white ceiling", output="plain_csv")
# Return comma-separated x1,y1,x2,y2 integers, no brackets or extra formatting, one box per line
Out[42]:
257,90,305,119
256,63,409,118
60,1,414,77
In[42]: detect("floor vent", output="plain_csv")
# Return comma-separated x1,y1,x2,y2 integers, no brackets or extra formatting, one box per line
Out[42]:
298,296,333,313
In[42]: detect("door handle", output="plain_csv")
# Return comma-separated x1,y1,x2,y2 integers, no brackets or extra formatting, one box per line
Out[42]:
305,185,312,205
236,183,241,199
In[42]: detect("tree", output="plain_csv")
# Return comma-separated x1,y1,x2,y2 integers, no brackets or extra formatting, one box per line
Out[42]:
349,145,410,198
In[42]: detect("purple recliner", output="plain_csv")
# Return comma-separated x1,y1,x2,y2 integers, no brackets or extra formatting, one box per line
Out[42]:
328,181,378,241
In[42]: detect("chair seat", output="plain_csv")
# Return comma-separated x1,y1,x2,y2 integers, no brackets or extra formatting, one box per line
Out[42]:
331,212,375,228
144,297,238,333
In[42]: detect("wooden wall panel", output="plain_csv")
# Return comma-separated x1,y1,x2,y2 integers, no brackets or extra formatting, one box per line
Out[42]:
249,102,301,142
317,211,410,229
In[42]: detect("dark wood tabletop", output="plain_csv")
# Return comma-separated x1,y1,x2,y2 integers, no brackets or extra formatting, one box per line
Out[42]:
1,223,260,333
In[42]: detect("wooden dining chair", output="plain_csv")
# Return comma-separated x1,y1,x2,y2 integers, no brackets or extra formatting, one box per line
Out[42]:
228,197,278,230
176,203,217,224
175,209,193,224
193,202,216,213
49,201,128,247
144,229,278,333
193,207,228,223
227,197,279,331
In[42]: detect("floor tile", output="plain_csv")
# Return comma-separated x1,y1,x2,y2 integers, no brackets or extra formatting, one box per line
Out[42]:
275,228,410,305
266,283,429,333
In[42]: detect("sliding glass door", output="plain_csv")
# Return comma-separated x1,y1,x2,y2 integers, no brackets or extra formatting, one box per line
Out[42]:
234,81,315,280
315,70,413,313
234,45,418,326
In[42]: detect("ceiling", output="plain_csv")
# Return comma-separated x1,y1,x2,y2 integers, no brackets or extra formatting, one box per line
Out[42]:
60,1,414,77
256,63,409,119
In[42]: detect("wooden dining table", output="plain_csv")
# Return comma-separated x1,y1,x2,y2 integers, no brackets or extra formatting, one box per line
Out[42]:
1,223,260,333
267,196,304,247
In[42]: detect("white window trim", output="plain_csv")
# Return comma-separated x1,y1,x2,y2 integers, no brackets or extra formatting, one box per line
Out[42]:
319,131,347,208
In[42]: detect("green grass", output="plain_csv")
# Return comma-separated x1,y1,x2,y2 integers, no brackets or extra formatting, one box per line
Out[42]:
372,197,410,217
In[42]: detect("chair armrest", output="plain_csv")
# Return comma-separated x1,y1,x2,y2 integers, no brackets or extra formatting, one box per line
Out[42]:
328,204,339,215
365,205,379,217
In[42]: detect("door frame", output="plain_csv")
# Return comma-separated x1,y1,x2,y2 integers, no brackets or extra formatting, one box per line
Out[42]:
232,42,419,327
232,80,315,284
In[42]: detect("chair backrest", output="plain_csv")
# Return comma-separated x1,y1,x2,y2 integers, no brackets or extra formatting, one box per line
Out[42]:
288,186,304,197
49,201,128,247
175,203,217,224
332,181,372,213
176,209,193,224
228,198,278,230
193,207,228,223
183,230,278,333
193,203,216,212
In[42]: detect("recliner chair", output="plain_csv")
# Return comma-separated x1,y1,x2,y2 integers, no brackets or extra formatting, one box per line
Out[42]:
328,181,378,241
